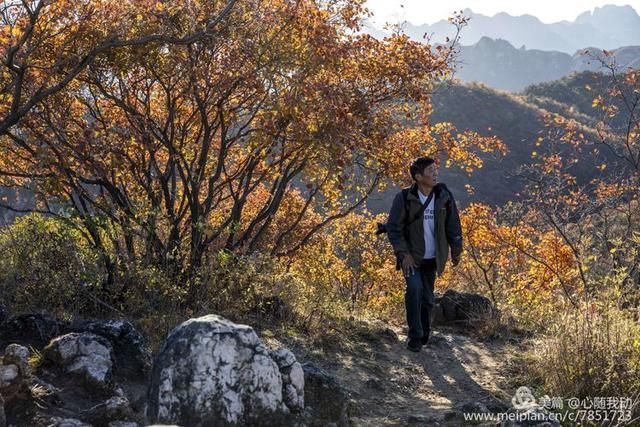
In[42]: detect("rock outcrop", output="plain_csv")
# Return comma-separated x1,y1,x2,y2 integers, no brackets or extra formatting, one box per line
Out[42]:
0,344,32,426
67,319,152,381
301,363,350,427
0,311,317,426
43,332,115,391
3,344,30,377
270,348,305,412
0,313,68,349
147,314,304,426
433,289,499,328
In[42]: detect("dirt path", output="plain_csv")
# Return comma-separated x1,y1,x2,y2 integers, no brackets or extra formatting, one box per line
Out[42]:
276,322,521,426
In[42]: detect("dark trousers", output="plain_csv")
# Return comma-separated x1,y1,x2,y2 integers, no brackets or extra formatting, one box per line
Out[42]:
405,258,437,341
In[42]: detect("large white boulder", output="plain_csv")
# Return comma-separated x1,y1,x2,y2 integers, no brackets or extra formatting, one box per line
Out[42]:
147,314,304,426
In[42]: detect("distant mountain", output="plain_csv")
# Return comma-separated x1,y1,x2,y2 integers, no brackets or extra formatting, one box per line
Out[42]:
455,37,573,92
365,72,625,213
397,5,640,54
454,37,640,92
573,45,640,71
574,5,640,48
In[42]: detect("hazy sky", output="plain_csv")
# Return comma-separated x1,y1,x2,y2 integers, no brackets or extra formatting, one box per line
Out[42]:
366,1,640,26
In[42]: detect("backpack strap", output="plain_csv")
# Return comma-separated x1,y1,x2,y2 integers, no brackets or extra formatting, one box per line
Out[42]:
402,188,433,226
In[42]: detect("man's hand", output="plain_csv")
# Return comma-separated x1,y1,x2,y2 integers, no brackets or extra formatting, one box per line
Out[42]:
402,254,418,277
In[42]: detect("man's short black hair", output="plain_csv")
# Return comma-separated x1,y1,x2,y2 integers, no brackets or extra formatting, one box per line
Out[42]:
410,157,435,181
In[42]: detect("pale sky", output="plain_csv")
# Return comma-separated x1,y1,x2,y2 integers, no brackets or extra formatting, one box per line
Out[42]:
366,0,640,26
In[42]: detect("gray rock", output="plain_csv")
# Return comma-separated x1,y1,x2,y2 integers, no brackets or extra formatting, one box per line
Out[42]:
270,348,304,412
3,344,31,376
0,359,31,405
0,313,68,349
282,363,305,412
45,418,92,427
270,347,298,368
147,314,301,426
436,290,498,327
301,363,349,427
0,364,18,388
43,332,114,390
108,422,138,427
68,319,152,380
80,395,135,425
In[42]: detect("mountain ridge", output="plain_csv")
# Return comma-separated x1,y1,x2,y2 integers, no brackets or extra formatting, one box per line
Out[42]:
454,37,640,91
368,4,640,54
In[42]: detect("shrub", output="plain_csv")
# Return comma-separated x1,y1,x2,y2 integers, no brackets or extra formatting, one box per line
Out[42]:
0,214,104,318
286,211,405,329
130,251,304,350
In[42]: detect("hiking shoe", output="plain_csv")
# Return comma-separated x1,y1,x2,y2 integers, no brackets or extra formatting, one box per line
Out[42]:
406,338,421,352
421,335,429,346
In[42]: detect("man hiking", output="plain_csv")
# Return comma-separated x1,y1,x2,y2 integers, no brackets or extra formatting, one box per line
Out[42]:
386,156,463,352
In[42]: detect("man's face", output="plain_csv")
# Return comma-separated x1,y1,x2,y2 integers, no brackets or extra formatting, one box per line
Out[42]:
416,163,437,186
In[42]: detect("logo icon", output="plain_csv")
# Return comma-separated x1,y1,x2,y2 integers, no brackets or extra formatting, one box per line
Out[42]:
512,386,538,410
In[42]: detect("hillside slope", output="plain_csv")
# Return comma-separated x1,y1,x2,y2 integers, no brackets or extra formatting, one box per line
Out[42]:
367,73,621,213
367,82,549,212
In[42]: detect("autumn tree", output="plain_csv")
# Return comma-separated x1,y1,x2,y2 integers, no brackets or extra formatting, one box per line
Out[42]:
0,0,238,135
464,59,640,318
0,2,506,308
436,201,581,328
584,50,640,177
441,59,640,325
525,54,640,301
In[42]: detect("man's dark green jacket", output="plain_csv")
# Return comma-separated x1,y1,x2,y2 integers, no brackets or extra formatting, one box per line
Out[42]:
386,182,463,277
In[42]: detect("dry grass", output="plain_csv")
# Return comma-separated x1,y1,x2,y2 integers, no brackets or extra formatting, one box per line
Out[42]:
526,301,640,399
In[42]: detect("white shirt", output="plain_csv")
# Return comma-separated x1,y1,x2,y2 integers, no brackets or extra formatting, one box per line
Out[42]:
418,189,436,259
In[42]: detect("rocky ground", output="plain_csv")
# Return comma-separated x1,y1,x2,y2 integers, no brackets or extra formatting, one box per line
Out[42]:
263,320,526,426
0,291,548,426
